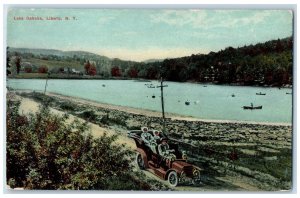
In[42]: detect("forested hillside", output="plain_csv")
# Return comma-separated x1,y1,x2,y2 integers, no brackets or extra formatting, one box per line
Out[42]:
8,37,293,86
161,37,293,86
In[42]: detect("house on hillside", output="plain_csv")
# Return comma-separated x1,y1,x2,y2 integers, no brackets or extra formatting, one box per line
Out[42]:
60,67,82,75
21,62,33,73
71,68,81,75
63,67,70,73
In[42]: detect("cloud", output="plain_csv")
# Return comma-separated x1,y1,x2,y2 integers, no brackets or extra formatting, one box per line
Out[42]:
150,10,281,30
150,10,208,28
212,11,272,28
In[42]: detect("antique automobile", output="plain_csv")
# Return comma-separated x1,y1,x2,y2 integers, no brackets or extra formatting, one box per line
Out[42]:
128,130,201,187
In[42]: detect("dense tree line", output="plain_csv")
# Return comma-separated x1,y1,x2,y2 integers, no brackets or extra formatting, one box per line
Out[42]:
159,37,293,86
7,37,293,86
108,37,293,86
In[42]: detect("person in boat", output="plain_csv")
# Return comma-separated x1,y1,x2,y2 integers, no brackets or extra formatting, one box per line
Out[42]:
158,138,176,161
141,127,157,153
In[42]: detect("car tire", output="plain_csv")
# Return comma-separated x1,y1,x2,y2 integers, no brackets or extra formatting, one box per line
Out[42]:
192,169,201,185
167,171,178,187
136,153,145,170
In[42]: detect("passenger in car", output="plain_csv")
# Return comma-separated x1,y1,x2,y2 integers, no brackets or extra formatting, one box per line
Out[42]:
152,130,161,143
141,127,157,153
158,138,176,161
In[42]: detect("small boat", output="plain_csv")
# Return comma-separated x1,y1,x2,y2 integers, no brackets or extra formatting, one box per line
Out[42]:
256,92,266,95
203,85,207,87
152,95,156,98
286,92,292,95
102,84,106,87
185,101,190,105
231,94,235,97
243,104,262,110
147,85,155,88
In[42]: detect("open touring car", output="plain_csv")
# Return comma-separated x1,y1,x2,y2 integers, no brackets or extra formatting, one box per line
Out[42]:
128,129,201,187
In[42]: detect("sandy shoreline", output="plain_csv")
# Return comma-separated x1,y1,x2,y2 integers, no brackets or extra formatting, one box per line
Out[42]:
12,89,291,126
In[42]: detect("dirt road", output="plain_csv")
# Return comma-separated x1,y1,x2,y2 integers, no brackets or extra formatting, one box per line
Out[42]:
18,96,136,149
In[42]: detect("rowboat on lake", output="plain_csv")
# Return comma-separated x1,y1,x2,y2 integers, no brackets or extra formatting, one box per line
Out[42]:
243,103,262,110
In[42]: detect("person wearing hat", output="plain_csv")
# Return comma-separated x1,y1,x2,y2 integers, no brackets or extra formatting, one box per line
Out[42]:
152,130,161,143
141,127,157,153
158,138,176,161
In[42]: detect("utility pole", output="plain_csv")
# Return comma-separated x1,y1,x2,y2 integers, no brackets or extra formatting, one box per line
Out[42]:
157,76,168,132
44,72,50,95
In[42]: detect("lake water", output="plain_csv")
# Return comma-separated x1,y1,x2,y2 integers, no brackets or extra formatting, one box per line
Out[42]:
7,79,292,124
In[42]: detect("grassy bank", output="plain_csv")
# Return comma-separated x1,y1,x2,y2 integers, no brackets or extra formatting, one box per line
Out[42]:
6,92,172,190
14,91,292,191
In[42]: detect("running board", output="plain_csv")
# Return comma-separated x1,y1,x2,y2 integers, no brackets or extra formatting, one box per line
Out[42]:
147,167,167,180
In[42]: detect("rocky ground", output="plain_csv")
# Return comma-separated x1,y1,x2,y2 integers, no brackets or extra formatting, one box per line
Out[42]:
8,91,293,191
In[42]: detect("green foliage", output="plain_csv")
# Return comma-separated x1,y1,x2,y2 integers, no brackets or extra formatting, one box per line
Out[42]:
6,100,144,190
80,110,97,121
20,91,54,107
59,102,76,111
160,37,293,85
8,37,292,86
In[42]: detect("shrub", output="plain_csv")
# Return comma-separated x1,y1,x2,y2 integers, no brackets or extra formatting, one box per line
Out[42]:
127,67,138,78
88,65,97,76
24,66,32,73
84,61,97,76
38,66,48,73
111,66,121,77
59,102,76,111
80,110,97,121
6,100,143,190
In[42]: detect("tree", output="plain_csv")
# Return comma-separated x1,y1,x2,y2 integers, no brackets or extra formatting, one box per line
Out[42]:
38,66,48,73
24,66,32,73
111,66,121,77
84,61,91,75
84,61,97,76
7,47,11,76
127,67,138,78
88,65,97,76
15,55,21,74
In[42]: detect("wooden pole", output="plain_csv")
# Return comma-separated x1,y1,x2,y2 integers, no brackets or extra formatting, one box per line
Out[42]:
44,73,50,95
160,77,165,121
157,77,168,133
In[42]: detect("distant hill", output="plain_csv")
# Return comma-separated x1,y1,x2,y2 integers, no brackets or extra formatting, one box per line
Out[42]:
142,59,164,63
7,36,293,86
160,36,293,86
8,47,111,62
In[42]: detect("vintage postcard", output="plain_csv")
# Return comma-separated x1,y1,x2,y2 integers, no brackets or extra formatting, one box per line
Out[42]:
5,7,293,192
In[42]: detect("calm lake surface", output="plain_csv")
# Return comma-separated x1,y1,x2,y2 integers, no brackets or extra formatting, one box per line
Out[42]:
7,79,292,123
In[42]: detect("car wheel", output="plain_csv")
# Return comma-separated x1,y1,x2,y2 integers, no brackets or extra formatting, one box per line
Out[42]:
136,153,145,170
192,169,201,185
167,171,178,187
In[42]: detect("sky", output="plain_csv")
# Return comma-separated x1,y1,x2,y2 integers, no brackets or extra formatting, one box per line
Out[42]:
6,8,293,61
